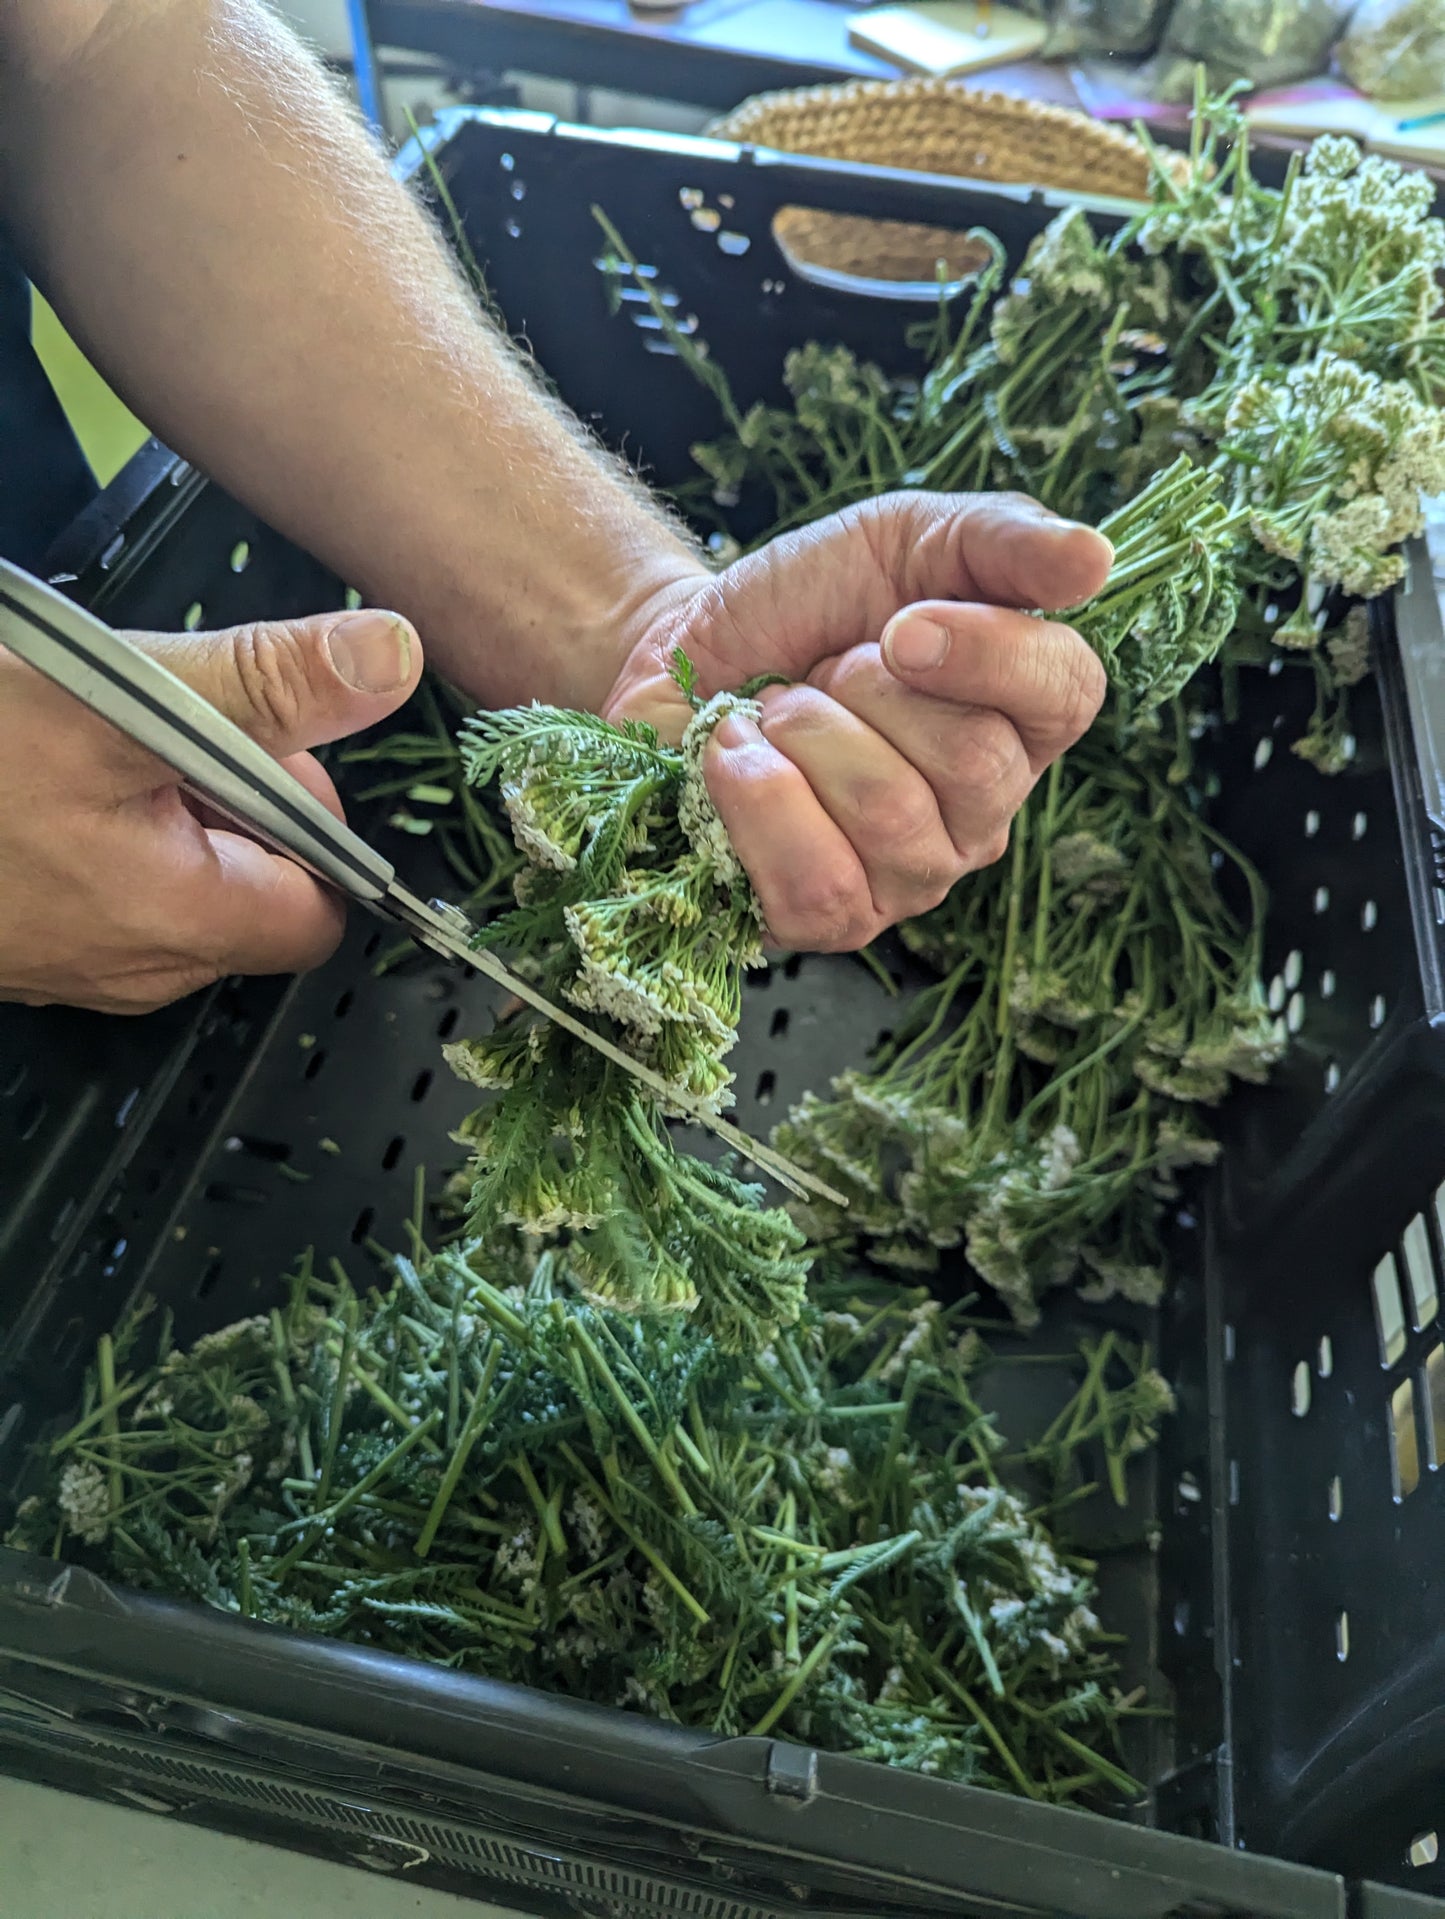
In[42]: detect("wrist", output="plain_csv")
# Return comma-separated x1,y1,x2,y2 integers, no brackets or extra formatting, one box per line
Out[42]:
406,507,709,716
568,539,713,715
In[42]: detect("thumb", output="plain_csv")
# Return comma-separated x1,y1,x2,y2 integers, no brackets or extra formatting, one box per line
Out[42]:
130,607,423,756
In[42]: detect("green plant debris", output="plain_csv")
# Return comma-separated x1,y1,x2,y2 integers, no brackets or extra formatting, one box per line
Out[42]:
10,1249,1169,1806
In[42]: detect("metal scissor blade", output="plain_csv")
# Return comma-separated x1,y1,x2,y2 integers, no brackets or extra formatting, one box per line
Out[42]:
391,889,847,1208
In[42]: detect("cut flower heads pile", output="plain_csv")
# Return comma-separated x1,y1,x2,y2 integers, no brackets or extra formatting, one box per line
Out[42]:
11,92,1445,1810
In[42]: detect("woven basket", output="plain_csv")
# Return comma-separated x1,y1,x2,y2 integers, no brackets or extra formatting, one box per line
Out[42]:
710,80,1167,286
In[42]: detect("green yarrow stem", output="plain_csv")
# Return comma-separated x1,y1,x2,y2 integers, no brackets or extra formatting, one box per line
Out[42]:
1066,458,1244,708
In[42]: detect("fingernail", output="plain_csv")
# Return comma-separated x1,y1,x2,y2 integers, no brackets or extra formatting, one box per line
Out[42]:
1044,515,1114,563
713,712,764,751
882,615,950,675
326,611,413,693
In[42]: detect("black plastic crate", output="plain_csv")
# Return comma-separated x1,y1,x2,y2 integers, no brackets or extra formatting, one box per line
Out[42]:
2,107,1445,1917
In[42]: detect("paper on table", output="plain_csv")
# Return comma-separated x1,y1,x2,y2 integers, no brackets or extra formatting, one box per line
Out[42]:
846,1,1049,76
1245,79,1445,165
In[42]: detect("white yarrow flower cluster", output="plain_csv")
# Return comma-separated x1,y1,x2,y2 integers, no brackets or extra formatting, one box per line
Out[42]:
1224,354,1445,599
568,1491,609,1562
880,1299,941,1384
189,1316,271,1365
58,1460,110,1545
678,691,761,884
494,1523,541,1593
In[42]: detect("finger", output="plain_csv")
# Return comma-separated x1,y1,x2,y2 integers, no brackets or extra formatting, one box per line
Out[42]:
868,607,1106,770
280,750,345,821
894,492,1114,614
751,684,964,924
679,494,1113,693
703,712,880,952
189,829,347,976
779,660,1032,867
128,607,423,760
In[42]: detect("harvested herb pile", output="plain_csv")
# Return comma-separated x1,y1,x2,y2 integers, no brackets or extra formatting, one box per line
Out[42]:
10,1243,1169,1803
606,89,1445,766
9,93,1445,1811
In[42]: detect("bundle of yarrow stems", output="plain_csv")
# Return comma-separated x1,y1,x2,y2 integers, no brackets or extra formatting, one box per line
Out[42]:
10,89,1445,1809
436,679,816,1353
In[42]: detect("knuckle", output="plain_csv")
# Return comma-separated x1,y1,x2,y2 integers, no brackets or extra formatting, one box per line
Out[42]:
923,859,967,909
957,710,1028,803
889,870,957,922
758,684,830,744
113,985,181,1017
859,778,939,850
230,623,317,739
969,830,1012,872
988,488,1041,518
807,644,878,709
1050,630,1108,740
892,839,967,906
776,860,869,951
160,935,230,992
295,916,345,974
111,965,213,1015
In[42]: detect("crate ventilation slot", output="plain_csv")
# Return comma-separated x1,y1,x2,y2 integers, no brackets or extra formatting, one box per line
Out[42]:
1401,1214,1439,1328
677,187,751,258
1291,1362,1311,1419
1373,1254,1409,1366
1335,1610,1350,1661
1390,1379,1421,1499
593,250,700,359
1426,1345,1445,1468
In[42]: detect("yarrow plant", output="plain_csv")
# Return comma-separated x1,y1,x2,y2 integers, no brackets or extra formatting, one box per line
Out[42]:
774,720,1277,1326
1216,355,1445,605
444,685,810,1354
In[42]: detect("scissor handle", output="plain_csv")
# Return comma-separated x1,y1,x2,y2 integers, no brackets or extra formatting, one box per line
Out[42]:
0,561,395,905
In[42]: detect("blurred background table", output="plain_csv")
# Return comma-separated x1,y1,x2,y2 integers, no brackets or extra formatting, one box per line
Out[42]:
367,0,1084,114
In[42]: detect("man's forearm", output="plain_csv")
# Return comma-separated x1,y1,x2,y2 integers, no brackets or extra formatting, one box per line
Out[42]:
0,0,706,709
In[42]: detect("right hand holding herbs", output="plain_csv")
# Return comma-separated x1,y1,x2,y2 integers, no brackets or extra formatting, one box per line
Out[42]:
0,600,421,1014
602,491,1112,952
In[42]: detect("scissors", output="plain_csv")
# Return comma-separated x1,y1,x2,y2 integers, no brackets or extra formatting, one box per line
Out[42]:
0,560,844,1208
